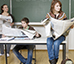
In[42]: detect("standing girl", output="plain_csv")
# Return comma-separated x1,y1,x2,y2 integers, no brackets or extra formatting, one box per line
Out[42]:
0,4,14,57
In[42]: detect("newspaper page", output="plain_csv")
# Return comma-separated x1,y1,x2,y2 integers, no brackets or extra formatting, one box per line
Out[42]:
0,15,12,28
41,18,74,40
0,18,9,34
2,24,36,39
0,15,13,34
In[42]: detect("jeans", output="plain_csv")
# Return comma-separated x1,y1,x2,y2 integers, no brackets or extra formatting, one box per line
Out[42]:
47,35,65,60
13,45,35,64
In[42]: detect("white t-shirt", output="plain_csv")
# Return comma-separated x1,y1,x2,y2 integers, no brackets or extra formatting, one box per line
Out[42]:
0,15,13,27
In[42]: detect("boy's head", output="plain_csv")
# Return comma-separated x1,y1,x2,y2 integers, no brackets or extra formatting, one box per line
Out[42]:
21,17,29,28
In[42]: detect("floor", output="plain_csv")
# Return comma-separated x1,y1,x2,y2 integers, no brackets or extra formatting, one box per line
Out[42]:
0,50,74,64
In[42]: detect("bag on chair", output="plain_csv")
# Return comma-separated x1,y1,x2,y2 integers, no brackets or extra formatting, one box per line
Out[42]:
61,58,73,64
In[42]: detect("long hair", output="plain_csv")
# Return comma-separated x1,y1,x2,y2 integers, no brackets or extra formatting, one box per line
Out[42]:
1,4,7,13
50,0,62,14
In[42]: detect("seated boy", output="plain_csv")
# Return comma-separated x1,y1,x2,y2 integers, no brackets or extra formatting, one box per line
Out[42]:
13,17,41,64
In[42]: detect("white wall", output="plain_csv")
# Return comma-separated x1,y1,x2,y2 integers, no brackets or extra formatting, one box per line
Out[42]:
68,28,74,50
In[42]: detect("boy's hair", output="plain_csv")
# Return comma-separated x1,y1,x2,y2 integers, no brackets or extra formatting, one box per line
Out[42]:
21,17,29,23
50,0,62,14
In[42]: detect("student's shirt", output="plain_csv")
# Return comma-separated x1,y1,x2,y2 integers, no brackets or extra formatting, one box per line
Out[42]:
46,11,67,20
0,13,14,22
0,13,14,27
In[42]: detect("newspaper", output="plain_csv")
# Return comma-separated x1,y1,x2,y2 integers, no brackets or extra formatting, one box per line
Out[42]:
0,15,13,34
0,37,14,41
0,18,8,34
41,18,74,40
2,24,36,39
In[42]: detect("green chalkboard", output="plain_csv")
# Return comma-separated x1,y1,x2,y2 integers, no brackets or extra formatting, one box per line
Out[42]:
71,0,74,18
12,0,69,22
0,0,10,13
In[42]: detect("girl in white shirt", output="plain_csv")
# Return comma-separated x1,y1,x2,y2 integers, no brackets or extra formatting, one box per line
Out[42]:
0,4,14,57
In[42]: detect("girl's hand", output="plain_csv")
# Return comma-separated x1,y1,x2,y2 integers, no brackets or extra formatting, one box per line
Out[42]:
70,25,74,29
10,23,14,26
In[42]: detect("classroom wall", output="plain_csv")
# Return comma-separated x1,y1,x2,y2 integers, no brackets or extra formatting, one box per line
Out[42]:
12,0,69,22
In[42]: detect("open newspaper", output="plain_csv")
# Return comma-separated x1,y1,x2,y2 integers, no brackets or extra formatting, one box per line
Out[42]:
41,18,74,40
2,24,36,39
0,18,8,34
0,15,12,34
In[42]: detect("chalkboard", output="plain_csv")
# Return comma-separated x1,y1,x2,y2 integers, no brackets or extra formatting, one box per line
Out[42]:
71,0,74,18
12,0,69,22
0,0,10,13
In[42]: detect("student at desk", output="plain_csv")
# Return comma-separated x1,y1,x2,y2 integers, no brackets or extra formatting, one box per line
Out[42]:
0,4,14,57
13,17,41,64
45,0,74,64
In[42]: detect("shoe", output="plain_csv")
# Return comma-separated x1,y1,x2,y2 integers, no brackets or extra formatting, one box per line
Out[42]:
56,58,58,63
49,59,56,64
0,53,4,56
23,63,25,64
7,53,9,57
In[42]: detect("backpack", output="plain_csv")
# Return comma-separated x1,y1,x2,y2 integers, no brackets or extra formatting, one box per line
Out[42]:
61,58,73,64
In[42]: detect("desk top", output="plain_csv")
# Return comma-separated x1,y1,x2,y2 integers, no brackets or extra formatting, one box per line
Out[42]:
0,37,67,44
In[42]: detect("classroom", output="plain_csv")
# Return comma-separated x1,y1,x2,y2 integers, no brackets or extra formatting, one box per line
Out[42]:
0,0,74,64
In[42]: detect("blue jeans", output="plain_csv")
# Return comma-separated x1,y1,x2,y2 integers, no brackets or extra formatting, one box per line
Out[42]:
47,35,65,60
13,45,35,64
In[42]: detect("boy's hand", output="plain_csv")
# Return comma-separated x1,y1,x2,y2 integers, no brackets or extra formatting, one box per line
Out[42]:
2,34,6,38
35,32,39,37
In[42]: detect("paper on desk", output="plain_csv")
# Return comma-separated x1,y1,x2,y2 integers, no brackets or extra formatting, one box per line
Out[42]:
0,37,14,41
2,24,36,39
41,17,74,40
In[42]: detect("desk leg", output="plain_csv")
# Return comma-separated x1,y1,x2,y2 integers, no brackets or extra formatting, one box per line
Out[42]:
5,44,7,64
63,43,66,60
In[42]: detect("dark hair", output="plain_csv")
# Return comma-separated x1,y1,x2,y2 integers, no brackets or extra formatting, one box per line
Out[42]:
50,0,62,13
1,4,7,13
21,17,29,23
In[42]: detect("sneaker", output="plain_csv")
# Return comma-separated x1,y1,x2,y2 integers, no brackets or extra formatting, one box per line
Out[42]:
7,53,9,57
0,53,4,56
